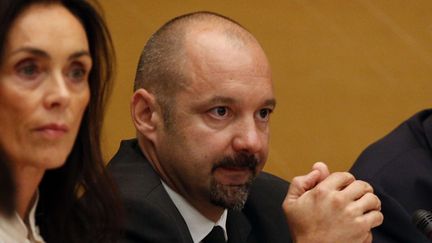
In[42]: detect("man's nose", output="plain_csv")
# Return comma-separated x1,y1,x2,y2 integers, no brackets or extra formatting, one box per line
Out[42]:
232,117,264,154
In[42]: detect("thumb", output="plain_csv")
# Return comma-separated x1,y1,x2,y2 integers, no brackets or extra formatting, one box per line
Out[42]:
286,169,321,202
312,161,330,182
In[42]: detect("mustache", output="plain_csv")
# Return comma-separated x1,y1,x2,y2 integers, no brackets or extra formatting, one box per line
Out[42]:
212,153,259,172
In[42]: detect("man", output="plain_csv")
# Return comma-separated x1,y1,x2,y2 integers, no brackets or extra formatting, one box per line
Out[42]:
351,109,432,242
109,11,383,243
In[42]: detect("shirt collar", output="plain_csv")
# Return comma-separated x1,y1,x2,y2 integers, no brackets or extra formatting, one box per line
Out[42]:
27,192,44,242
162,181,228,243
0,191,45,242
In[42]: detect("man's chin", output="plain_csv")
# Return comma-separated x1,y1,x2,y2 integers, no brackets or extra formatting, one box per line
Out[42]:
209,180,252,211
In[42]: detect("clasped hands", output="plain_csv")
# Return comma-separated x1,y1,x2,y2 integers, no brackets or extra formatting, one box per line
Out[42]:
283,162,383,243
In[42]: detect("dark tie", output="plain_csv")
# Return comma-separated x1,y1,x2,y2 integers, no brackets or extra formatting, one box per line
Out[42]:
202,225,226,243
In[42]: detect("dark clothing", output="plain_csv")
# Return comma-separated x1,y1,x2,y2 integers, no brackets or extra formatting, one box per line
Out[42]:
350,110,432,243
108,139,292,243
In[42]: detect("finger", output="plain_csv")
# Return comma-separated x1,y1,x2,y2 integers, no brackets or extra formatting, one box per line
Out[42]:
316,172,355,191
341,180,374,200
360,210,384,229
362,232,373,243
346,192,381,218
312,161,330,182
286,169,321,201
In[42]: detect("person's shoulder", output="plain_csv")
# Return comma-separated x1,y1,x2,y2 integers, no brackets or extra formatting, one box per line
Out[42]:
351,109,432,180
107,141,186,242
247,171,289,205
242,172,292,242
119,192,187,243
108,139,142,169
107,139,164,201
108,138,155,179
253,172,289,191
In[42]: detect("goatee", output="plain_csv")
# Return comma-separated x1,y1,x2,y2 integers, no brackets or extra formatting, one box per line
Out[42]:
209,153,259,210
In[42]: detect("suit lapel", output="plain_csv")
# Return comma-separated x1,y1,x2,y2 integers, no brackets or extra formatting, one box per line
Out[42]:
130,141,194,243
226,210,253,243
149,185,195,243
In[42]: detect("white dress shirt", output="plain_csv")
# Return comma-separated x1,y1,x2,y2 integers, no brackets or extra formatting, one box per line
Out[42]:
0,193,45,243
162,181,228,243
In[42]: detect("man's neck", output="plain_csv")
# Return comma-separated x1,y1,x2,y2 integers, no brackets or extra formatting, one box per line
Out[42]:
162,181,228,243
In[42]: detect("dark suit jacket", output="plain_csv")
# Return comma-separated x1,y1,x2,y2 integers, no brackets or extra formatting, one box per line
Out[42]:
350,110,432,243
108,139,292,243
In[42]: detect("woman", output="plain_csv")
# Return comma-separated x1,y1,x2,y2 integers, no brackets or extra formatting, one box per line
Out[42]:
0,149,15,218
0,0,121,242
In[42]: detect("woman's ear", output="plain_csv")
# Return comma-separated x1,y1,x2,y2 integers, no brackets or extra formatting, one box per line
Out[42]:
130,89,160,142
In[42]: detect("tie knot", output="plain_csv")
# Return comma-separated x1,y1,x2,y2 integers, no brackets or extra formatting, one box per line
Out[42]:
202,225,226,243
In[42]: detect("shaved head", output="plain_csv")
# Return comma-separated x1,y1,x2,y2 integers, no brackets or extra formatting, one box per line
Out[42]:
133,11,263,128
132,11,273,216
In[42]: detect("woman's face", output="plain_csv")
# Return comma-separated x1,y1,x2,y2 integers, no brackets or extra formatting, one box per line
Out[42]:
0,4,91,171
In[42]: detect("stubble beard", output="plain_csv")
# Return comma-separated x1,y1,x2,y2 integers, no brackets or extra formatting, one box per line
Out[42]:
209,153,259,211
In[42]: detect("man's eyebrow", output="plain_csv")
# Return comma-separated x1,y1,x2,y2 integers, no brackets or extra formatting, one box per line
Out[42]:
264,98,276,108
205,96,276,109
207,96,236,105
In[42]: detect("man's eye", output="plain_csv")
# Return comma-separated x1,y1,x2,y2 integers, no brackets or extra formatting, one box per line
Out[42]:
257,108,272,121
210,106,230,118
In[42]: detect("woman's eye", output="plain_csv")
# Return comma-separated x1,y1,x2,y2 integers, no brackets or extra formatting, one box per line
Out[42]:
210,106,230,118
16,60,40,80
67,63,88,82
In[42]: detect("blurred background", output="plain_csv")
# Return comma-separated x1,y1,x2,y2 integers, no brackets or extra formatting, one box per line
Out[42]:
100,0,432,180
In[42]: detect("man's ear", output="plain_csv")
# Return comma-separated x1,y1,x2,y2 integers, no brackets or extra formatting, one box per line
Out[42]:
131,89,160,142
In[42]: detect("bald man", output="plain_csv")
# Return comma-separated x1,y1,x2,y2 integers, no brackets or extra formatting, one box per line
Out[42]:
109,11,382,243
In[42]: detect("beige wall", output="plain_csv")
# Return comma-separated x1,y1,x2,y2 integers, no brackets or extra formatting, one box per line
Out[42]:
100,0,432,180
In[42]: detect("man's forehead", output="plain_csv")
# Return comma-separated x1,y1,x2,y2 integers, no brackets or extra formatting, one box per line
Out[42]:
184,41,270,81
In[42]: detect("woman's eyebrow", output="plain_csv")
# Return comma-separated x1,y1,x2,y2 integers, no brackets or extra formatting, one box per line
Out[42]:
9,47,49,58
69,50,91,61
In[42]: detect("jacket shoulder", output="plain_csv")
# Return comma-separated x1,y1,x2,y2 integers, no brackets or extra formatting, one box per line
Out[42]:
243,172,292,243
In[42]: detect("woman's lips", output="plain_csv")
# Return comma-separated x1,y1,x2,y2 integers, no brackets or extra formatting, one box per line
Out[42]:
34,123,69,139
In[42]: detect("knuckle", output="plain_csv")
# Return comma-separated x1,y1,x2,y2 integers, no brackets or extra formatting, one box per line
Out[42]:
344,204,357,218
343,172,355,181
358,180,373,193
330,192,345,208
282,203,291,216
313,184,329,199
331,171,344,177
291,176,302,186
373,194,381,209
375,195,382,209
366,192,381,209
369,211,384,228
364,191,374,199
332,171,355,182
354,217,370,233
377,212,384,225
